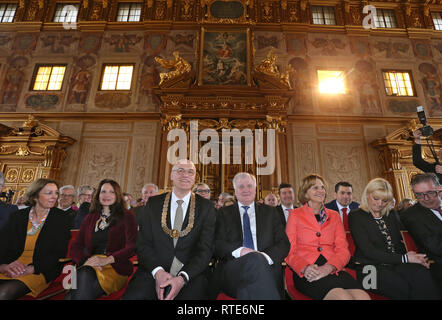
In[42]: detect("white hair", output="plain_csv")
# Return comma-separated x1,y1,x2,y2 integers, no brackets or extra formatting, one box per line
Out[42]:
232,172,257,190
60,185,75,193
142,183,159,193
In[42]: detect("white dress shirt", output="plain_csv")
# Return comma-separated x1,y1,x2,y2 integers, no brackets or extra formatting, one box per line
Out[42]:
232,201,274,265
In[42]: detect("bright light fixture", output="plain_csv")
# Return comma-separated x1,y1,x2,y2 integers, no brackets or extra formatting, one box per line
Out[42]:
317,70,346,94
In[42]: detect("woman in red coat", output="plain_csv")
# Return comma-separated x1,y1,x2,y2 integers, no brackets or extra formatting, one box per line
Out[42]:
65,179,137,300
285,174,369,300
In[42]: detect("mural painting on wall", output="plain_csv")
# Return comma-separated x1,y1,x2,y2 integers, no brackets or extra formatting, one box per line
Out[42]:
288,57,312,114
412,40,433,60
256,35,279,50
373,40,410,59
0,34,13,54
137,54,161,111
24,94,60,110
40,34,78,54
387,99,420,114
79,33,102,55
309,36,347,56
352,60,382,115
95,92,132,109
145,33,168,55
349,37,371,58
209,0,245,19
418,63,441,116
0,56,28,111
13,33,38,55
201,30,248,85
169,32,194,50
286,34,307,56
66,55,96,109
104,33,142,53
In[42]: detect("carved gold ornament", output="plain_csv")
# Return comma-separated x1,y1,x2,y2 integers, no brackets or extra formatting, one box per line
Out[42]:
161,192,196,239
155,51,192,85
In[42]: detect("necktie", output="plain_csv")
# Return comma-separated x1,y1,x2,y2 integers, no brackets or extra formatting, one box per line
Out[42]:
285,208,290,222
342,207,349,231
172,200,184,246
435,207,442,221
170,199,184,276
242,206,254,249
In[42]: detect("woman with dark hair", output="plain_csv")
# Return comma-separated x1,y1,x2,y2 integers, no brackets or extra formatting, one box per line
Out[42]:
65,179,138,300
0,178,71,300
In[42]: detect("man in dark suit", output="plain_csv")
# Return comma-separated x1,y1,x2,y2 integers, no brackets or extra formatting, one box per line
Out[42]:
325,181,359,231
400,172,442,294
123,160,216,300
58,185,78,228
213,172,290,299
275,183,296,228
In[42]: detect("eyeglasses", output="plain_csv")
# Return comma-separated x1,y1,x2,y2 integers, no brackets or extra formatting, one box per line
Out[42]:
173,168,195,176
80,193,92,198
414,190,439,199
60,194,75,198
196,189,210,194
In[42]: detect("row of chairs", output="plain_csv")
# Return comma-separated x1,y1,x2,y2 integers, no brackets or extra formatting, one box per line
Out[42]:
18,230,420,300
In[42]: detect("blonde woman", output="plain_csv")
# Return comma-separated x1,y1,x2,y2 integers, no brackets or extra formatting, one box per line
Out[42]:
349,178,439,299
285,174,369,300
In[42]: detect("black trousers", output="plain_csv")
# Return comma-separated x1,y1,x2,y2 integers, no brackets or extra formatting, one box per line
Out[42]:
214,252,281,300
122,267,208,300
64,266,105,300
0,279,30,300
356,263,440,300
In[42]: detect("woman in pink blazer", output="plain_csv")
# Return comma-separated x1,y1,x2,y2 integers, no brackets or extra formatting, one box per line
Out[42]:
285,174,369,300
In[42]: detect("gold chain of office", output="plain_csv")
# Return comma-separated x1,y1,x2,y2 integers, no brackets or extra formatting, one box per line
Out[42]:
161,192,195,239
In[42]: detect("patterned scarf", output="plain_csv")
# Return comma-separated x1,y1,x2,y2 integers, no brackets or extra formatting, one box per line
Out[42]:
95,211,110,232
318,204,327,225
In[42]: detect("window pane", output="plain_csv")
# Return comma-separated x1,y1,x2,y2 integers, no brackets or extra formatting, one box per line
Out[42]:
318,70,346,94
312,6,335,25
33,67,52,90
432,12,442,30
383,71,414,96
117,3,141,22
0,3,17,23
54,4,79,23
115,66,133,90
101,66,120,90
47,66,66,90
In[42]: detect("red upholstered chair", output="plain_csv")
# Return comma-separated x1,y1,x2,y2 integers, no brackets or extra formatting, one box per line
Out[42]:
284,266,312,300
401,230,418,252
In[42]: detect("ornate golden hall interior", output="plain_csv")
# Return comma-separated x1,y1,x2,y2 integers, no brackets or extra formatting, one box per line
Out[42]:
0,0,442,203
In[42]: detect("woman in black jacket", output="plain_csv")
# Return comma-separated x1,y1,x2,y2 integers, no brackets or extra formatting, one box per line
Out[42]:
349,177,439,300
0,178,71,300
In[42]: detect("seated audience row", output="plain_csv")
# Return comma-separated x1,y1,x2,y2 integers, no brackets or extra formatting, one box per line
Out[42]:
0,163,440,300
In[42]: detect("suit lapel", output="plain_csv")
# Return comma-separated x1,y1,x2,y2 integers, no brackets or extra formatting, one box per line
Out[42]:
255,202,263,251
423,206,442,226
232,203,243,245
